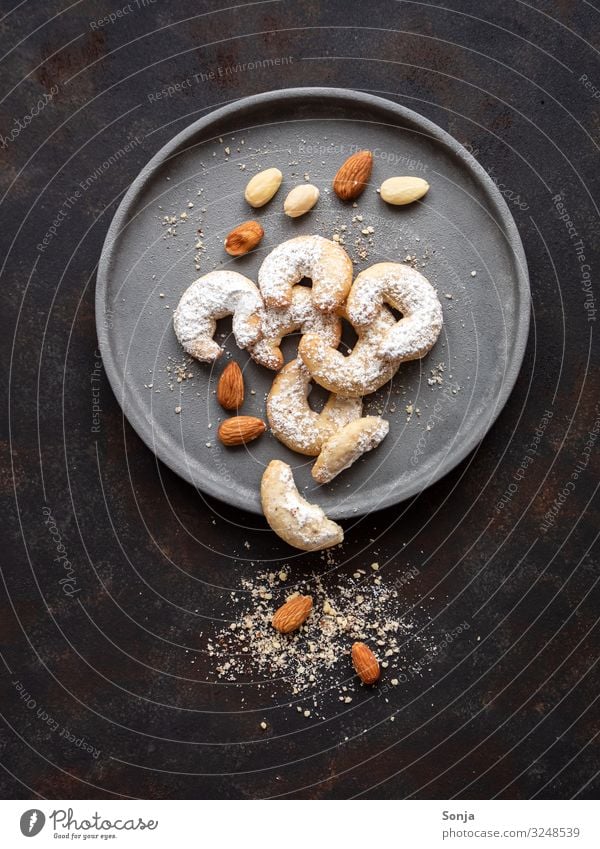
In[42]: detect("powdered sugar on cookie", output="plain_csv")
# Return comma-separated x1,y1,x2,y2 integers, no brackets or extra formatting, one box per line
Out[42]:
258,235,353,312
173,270,263,362
347,262,443,362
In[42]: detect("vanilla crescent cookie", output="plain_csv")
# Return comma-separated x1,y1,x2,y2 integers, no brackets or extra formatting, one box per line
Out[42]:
347,262,443,362
267,358,362,455
299,304,400,397
261,460,344,551
173,270,263,362
249,286,342,371
258,235,353,312
312,417,390,484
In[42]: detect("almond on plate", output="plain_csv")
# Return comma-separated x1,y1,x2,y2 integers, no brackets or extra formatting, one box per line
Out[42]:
217,362,244,410
244,167,283,207
351,641,380,684
224,220,264,256
284,184,320,218
218,416,265,446
379,176,429,205
272,594,313,633
333,150,373,201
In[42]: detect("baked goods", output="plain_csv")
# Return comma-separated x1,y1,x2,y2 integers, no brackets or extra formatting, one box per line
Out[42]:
267,358,362,456
298,303,400,397
312,416,389,484
173,270,262,362
258,235,353,312
260,460,344,550
171,144,445,555
347,262,443,362
249,285,342,371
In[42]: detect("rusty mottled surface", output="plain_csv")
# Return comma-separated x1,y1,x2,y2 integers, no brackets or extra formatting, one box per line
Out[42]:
0,0,599,799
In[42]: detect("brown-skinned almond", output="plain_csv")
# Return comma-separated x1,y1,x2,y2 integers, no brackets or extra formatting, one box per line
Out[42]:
224,220,264,256
218,416,265,446
351,641,380,685
272,594,313,634
333,150,373,201
217,362,244,410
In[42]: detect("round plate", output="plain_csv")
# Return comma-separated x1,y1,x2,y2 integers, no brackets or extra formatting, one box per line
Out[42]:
96,87,530,519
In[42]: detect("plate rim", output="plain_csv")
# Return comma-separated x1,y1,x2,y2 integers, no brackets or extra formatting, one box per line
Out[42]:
95,86,530,518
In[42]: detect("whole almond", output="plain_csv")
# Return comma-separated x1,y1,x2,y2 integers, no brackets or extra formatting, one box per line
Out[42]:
217,361,244,410
272,594,313,633
351,642,380,685
218,416,265,446
225,220,264,256
380,176,429,206
333,150,373,201
284,184,320,218
244,167,283,207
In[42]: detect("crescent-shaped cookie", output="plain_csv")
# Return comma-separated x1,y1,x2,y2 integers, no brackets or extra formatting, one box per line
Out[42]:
258,235,353,312
173,270,263,362
312,416,390,484
249,286,341,371
299,304,399,397
347,262,443,362
261,460,344,551
267,358,362,456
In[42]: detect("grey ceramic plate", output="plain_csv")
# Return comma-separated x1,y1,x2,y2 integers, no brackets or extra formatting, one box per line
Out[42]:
96,87,529,519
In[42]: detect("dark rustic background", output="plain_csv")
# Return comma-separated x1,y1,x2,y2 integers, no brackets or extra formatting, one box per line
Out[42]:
1,0,599,799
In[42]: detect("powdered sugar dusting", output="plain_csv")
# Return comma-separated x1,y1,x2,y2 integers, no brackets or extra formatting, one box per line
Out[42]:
261,460,343,550
173,270,263,361
258,235,352,311
348,262,443,362
267,359,362,455
313,416,390,483
249,285,341,370
299,304,399,397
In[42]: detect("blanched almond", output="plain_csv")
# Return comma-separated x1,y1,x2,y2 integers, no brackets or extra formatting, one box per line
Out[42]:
380,176,429,205
244,167,283,207
284,184,320,218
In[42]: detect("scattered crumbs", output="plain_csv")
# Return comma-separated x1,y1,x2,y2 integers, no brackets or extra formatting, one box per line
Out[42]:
174,406,182,414
260,721,267,730
427,362,445,387
471,270,477,277
204,566,427,717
